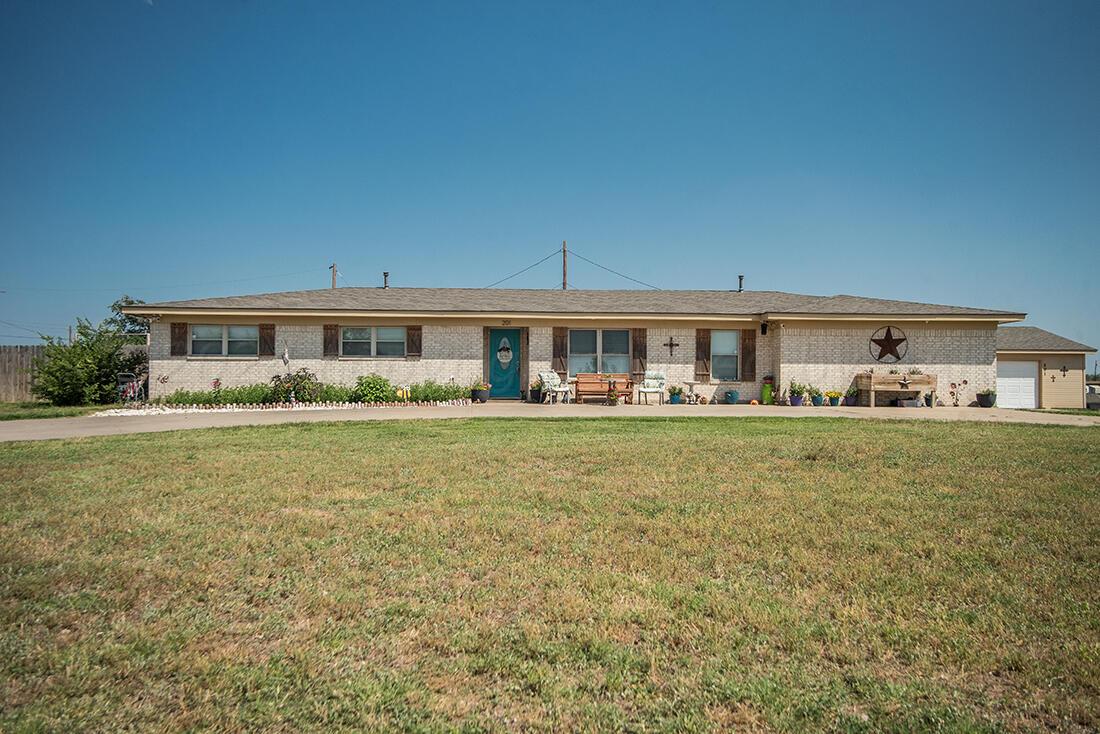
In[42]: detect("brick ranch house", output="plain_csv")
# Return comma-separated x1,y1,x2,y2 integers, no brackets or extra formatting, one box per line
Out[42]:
122,288,1093,408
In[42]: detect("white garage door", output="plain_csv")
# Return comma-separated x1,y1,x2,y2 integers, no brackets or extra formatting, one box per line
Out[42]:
997,360,1038,409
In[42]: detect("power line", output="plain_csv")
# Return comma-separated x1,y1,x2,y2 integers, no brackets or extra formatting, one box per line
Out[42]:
483,248,561,288
569,250,661,290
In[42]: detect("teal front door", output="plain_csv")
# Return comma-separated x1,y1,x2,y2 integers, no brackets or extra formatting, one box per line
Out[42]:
488,328,522,399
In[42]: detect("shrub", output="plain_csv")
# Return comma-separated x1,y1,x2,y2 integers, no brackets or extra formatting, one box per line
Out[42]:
806,385,823,398
270,368,322,402
32,320,146,405
318,384,354,403
788,381,807,398
352,374,397,403
157,383,273,405
408,380,468,402
668,385,684,398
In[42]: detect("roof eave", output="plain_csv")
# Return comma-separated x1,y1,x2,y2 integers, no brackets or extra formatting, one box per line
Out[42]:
761,312,1026,323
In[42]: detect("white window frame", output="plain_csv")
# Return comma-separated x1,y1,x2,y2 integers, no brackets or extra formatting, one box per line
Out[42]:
711,329,739,381
189,324,259,358
567,328,631,376
339,326,406,358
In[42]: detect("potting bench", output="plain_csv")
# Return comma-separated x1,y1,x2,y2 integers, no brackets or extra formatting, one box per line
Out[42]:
855,372,937,408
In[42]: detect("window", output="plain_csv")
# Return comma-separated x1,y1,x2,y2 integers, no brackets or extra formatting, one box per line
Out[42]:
190,325,258,357
712,330,739,381
568,329,631,376
340,326,406,357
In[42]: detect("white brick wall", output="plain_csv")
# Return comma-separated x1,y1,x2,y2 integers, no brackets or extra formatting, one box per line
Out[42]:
777,324,996,406
148,320,998,406
148,322,484,398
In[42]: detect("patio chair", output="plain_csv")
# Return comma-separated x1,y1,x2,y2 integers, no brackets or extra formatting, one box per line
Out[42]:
637,370,666,404
539,371,572,403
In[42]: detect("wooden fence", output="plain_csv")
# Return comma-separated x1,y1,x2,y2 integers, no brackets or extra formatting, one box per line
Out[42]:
0,345,45,402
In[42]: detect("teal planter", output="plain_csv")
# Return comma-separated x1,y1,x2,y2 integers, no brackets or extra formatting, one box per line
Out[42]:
811,395,824,406
670,394,683,404
725,390,739,404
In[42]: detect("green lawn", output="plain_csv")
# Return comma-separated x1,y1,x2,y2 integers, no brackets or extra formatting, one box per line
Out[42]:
1,418,1098,732
0,402,111,421
1024,408,1100,417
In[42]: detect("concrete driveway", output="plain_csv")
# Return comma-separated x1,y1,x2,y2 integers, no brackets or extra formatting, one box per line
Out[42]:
1,403,1097,442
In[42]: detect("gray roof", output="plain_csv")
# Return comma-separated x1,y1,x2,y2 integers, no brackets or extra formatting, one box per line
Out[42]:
996,326,1095,353
130,287,1023,319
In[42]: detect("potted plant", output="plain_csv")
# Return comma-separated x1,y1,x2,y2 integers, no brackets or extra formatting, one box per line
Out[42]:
788,381,806,407
668,385,685,404
976,388,996,408
844,386,859,406
825,390,842,407
470,381,491,403
607,388,621,406
725,389,740,404
808,385,824,406
529,378,543,404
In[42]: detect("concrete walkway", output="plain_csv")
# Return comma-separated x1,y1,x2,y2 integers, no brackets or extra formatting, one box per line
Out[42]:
1,403,1097,442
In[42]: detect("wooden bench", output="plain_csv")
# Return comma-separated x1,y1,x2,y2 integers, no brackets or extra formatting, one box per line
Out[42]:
574,373,634,404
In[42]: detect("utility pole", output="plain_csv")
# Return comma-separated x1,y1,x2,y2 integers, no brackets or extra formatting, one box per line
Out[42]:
68,325,72,344
329,263,337,289
562,240,567,290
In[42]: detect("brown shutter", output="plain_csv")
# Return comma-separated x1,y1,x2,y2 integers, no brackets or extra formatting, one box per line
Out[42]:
170,322,187,356
740,328,756,382
695,328,711,382
259,324,276,357
406,325,422,359
631,328,647,382
552,327,568,379
323,324,339,357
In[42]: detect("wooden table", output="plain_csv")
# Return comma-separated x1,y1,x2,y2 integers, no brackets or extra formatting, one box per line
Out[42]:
854,372,937,408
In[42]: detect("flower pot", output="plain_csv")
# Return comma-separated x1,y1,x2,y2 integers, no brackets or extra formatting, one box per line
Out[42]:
828,396,841,406
725,390,740,404
530,389,542,404
789,395,804,406
976,392,995,408
811,395,824,406
471,388,490,403
670,394,683,404
844,395,859,406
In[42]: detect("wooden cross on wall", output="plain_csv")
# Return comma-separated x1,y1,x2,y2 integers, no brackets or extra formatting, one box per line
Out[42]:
663,337,680,356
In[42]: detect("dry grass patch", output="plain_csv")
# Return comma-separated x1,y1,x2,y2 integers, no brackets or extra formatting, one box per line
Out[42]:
1,417,1098,731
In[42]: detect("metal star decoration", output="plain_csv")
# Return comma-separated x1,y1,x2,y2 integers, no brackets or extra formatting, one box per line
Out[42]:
870,326,908,362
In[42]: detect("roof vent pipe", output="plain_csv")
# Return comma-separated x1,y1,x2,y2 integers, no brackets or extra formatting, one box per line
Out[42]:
738,274,744,293
383,272,389,289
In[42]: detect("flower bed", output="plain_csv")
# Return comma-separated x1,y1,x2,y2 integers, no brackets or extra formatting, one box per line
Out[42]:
95,399,473,417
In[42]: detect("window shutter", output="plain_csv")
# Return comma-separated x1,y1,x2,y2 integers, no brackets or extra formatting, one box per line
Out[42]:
740,328,756,382
552,327,568,379
170,322,187,356
406,325,422,359
323,324,339,357
259,324,276,357
631,328,647,382
694,328,711,382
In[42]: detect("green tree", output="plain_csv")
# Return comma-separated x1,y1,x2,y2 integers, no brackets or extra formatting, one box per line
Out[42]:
102,295,149,343
31,297,149,405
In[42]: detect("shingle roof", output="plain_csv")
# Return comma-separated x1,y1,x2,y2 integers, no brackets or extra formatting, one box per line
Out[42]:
996,326,1095,353
131,287,1023,318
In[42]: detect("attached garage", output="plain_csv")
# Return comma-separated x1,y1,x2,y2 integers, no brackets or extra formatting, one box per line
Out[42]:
996,326,1096,410
996,359,1038,409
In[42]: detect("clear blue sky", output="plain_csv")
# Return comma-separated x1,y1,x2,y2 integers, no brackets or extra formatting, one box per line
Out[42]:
1,1,1097,360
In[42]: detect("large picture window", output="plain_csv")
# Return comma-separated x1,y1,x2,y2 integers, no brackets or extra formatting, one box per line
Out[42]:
190,325,258,357
568,329,631,376
341,326,406,357
711,330,739,381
